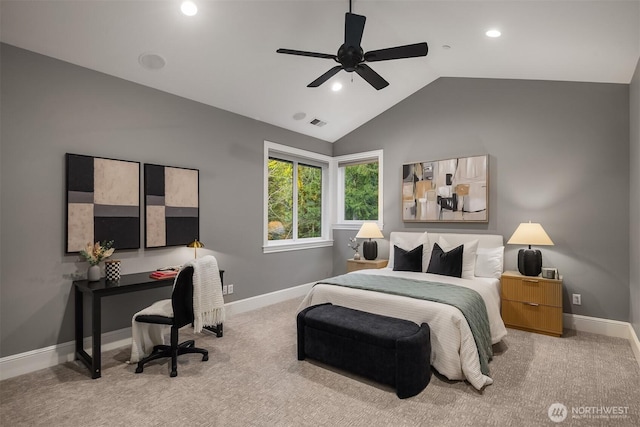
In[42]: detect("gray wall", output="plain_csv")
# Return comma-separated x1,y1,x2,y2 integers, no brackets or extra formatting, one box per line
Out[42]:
631,58,640,338
0,43,635,359
0,44,334,358
333,77,630,322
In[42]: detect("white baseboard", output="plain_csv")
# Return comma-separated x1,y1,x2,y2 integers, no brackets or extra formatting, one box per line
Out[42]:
628,324,640,368
564,313,640,368
2,289,636,381
0,328,133,381
223,281,314,317
563,313,630,338
0,281,315,381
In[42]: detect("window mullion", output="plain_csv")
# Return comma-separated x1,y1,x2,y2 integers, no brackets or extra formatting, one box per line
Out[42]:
292,160,299,241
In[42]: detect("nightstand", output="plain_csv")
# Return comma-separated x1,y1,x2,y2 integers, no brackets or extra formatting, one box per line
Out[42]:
347,258,388,273
501,271,563,337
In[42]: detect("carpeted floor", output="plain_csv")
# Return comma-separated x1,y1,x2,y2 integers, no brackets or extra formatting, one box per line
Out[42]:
1,297,639,426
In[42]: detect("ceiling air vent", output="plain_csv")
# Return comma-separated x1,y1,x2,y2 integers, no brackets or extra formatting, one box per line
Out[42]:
310,118,327,127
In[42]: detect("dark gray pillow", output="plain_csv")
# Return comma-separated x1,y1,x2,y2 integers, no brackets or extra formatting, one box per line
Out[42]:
426,243,463,278
393,245,423,272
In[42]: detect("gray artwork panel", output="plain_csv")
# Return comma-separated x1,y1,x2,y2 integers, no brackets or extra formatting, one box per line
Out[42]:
67,191,94,204
165,207,199,218
93,205,140,217
145,195,165,206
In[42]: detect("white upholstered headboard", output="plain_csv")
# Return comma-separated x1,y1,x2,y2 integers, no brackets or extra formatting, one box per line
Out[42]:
388,231,504,276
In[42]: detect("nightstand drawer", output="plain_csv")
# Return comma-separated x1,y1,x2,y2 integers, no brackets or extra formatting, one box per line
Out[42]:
502,300,563,336
501,276,562,307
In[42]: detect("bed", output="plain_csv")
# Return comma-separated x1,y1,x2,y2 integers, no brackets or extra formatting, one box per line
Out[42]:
298,231,508,390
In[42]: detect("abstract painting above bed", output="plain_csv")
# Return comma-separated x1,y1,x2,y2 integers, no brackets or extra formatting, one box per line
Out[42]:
298,231,507,391
402,155,488,223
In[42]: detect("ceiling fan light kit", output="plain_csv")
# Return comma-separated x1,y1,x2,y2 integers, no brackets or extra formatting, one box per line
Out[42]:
277,0,428,90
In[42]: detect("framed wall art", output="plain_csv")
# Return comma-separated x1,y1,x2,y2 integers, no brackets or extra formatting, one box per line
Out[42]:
402,154,488,223
65,153,141,253
144,164,199,248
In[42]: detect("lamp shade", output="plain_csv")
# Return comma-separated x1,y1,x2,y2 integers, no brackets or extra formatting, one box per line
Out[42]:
507,222,554,246
507,222,553,277
187,239,204,258
356,223,383,260
355,223,384,239
187,239,204,249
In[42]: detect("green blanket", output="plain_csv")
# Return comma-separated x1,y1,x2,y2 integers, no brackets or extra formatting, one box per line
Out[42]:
317,273,493,375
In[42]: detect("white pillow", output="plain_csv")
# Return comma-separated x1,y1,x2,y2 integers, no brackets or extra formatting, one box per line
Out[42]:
437,236,478,280
388,232,430,271
474,246,504,279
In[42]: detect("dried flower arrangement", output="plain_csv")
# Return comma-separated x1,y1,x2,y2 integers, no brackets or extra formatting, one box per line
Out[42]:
79,241,115,266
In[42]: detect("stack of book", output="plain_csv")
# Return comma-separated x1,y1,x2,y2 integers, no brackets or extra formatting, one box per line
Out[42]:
149,268,179,280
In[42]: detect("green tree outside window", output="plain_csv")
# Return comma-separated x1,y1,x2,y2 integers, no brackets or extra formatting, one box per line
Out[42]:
344,162,378,221
268,158,322,240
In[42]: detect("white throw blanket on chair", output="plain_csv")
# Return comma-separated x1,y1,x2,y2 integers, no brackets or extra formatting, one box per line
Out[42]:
129,255,226,363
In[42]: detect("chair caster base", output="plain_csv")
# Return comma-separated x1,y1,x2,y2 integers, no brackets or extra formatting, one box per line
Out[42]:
203,354,209,362
135,367,143,374
170,370,177,377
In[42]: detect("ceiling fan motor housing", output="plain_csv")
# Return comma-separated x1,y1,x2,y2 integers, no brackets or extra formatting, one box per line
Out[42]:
337,45,364,71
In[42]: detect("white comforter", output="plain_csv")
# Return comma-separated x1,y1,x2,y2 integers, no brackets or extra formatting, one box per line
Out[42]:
297,268,508,390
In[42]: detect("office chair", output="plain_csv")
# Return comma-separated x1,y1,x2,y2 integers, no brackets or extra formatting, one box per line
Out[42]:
134,266,209,377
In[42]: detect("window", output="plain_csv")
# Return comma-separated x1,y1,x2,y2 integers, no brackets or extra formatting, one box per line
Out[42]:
264,141,333,252
336,150,383,229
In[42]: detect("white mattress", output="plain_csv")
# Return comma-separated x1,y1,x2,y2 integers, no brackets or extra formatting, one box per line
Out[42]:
297,268,508,390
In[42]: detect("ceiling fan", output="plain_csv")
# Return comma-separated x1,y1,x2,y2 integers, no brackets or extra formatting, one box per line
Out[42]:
276,0,428,90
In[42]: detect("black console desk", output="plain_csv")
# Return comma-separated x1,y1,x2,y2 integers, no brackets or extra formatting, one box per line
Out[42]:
74,270,224,379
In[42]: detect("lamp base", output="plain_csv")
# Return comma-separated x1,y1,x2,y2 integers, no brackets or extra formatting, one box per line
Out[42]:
518,249,542,277
362,241,378,260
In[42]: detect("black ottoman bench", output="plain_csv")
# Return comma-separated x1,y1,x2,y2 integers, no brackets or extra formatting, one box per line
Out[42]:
297,303,431,398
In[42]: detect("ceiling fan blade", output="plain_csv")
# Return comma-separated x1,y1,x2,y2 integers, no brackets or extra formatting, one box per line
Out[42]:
344,12,366,48
364,42,428,62
355,64,389,90
277,48,336,60
308,66,343,88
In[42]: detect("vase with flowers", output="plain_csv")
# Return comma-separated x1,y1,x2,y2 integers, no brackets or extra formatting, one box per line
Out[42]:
80,240,115,281
348,237,361,260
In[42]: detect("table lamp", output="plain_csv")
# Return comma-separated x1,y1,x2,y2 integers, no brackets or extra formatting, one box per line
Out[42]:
187,239,204,258
507,222,554,276
356,222,384,260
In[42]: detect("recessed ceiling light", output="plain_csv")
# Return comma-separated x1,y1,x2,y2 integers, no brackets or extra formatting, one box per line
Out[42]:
138,53,166,70
442,45,451,50
293,112,307,121
181,1,198,16
332,82,343,92
486,29,501,38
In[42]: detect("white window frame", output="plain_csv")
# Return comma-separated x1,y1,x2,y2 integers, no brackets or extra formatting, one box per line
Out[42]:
263,141,334,253
334,149,384,231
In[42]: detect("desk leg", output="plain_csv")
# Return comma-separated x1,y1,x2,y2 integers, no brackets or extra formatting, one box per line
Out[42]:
203,271,225,337
91,295,102,379
75,287,98,378
204,323,223,337
74,286,83,359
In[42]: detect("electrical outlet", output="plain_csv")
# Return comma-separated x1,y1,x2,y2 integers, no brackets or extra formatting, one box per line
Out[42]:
222,285,227,295
228,284,234,294
572,294,581,305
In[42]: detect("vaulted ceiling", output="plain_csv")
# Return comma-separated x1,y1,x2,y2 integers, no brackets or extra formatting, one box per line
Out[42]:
2,1,639,142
